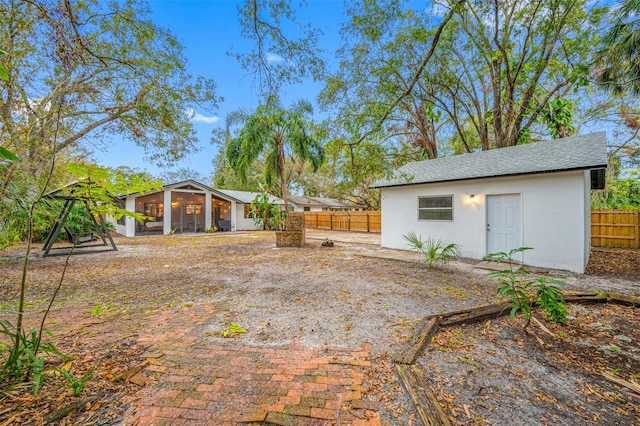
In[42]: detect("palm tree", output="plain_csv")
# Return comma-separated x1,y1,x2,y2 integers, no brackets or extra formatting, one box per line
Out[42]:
594,0,640,94
225,96,324,211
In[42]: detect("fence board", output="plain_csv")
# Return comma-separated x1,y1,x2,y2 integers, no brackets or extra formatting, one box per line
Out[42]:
591,210,640,249
303,211,381,233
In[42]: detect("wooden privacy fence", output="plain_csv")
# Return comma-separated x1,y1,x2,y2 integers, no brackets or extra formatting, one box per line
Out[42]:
303,211,381,233
591,210,640,249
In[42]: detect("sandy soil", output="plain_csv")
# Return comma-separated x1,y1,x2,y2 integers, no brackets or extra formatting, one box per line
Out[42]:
0,231,638,425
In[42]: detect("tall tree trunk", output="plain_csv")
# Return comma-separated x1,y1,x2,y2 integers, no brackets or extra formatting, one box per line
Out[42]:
275,132,288,214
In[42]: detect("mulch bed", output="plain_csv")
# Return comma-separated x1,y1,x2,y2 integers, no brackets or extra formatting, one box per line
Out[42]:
423,301,640,425
586,248,640,281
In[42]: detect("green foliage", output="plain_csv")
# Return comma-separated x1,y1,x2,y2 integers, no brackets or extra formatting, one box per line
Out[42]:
221,323,247,338
204,227,218,233
594,0,640,95
1,163,160,248
592,173,640,209
0,48,7,81
225,96,325,210
89,302,116,318
540,98,576,139
0,147,17,162
0,0,220,169
533,276,569,325
159,167,209,186
324,0,605,159
403,231,461,269
54,367,94,397
487,247,568,331
249,183,285,231
0,195,56,249
0,321,66,395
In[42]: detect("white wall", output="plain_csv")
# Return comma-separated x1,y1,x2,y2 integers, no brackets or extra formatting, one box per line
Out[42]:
123,197,136,237
292,204,324,212
380,171,589,272
107,215,126,236
234,203,261,230
583,171,592,268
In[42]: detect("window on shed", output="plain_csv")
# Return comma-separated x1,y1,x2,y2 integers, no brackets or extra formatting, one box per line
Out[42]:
418,196,453,221
244,204,252,218
304,206,310,212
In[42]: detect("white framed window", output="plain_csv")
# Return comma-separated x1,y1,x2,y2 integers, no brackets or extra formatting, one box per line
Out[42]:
418,196,453,221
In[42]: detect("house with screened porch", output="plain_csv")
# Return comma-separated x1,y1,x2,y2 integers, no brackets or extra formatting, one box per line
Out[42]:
110,180,282,236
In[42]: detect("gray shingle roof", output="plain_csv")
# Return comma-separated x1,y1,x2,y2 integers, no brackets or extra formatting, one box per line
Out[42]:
215,189,283,205
289,196,363,208
289,196,324,207
372,132,608,188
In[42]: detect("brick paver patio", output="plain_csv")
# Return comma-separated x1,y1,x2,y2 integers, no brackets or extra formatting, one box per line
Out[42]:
123,307,383,426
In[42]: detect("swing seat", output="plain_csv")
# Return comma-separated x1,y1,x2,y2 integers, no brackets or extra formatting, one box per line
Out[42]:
64,226,97,245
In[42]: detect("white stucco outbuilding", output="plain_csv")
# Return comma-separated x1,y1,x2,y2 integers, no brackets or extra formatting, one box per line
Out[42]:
371,133,608,273
110,180,283,236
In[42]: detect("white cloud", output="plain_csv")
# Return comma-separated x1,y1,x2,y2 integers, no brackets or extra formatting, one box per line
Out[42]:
266,52,285,63
186,108,219,124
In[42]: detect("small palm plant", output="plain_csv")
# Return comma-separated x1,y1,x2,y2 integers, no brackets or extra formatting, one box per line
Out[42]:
403,231,461,269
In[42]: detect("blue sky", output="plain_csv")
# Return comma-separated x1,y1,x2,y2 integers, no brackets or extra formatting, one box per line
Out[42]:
93,0,346,180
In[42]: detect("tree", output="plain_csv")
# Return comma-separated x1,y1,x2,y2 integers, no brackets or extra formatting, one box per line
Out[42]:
225,96,324,211
232,0,325,96
323,0,605,158
428,0,601,149
0,0,219,177
594,0,640,95
159,167,210,186
1,0,219,246
0,1,212,390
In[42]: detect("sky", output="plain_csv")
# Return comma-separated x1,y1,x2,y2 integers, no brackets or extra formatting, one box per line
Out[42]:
92,0,347,181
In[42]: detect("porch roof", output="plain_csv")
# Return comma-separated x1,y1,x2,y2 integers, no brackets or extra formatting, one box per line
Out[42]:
216,189,284,205
127,180,243,203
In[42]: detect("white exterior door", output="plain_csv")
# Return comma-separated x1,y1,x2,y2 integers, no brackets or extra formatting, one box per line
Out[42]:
487,194,522,261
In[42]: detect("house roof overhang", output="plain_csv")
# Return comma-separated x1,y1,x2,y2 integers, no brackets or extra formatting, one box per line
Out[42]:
126,179,244,203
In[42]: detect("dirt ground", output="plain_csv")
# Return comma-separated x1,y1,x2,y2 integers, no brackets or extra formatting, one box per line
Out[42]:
0,231,638,425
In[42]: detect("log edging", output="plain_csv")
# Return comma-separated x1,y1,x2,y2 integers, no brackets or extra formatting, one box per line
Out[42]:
393,292,640,426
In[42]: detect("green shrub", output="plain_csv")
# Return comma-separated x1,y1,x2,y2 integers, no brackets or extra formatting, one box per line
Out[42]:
486,247,568,330
403,231,461,269
55,367,94,396
0,320,67,394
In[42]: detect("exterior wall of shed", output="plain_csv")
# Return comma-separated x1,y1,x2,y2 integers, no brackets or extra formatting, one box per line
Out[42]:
380,171,590,273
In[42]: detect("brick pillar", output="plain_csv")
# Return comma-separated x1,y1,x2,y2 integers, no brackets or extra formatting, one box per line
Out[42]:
276,212,306,247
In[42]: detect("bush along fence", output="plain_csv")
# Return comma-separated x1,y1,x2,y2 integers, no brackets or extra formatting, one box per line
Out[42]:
303,211,381,233
592,210,640,249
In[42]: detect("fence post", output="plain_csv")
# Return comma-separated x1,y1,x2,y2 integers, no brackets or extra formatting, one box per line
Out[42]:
330,213,333,230
348,214,351,231
636,211,640,249
366,212,370,233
